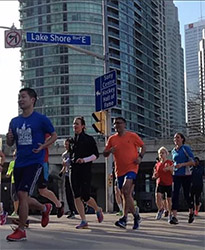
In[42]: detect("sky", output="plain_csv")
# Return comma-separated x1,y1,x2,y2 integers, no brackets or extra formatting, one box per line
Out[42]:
174,0,205,47
0,0,205,135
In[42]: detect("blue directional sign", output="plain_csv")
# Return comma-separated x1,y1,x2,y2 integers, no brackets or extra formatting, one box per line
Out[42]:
26,32,91,45
95,70,117,112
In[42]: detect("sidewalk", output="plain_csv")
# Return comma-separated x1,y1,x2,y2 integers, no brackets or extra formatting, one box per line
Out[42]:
0,212,205,250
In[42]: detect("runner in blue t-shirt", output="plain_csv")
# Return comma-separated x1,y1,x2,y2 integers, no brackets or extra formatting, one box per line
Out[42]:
6,88,57,242
170,133,195,225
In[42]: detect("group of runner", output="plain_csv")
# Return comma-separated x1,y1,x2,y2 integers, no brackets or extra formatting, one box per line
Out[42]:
0,87,203,242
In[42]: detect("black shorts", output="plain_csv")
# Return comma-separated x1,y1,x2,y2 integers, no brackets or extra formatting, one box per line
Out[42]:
71,163,91,202
156,184,172,198
14,164,42,196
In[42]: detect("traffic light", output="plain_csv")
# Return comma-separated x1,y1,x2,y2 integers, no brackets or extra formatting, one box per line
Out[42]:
92,111,106,134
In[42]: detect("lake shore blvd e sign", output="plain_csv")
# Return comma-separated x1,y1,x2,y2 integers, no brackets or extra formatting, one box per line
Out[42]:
95,70,117,112
5,29,22,48
26,32,91,45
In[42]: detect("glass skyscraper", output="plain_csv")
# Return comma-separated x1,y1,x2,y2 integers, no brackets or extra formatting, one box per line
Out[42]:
185,19,205,136
165,1,185,135
198,29,205,135
19,0,177,139
20,0,104,137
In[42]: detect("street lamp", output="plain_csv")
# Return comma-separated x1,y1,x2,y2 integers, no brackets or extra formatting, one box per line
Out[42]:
0,23,17,30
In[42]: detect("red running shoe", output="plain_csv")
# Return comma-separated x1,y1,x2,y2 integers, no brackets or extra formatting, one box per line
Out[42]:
6,228,26,241
41,203,52,227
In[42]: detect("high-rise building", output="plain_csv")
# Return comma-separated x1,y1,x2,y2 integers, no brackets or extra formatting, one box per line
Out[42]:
198,29,205,135
165,1,186,136
18,0,180,139
19,0,105,137
105,0,165,138
185,19,205,136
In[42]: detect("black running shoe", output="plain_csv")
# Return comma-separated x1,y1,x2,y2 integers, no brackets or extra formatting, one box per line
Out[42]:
164,210,169,217
188,213,194,223
115,217,127,229
169,216,179,225
67,212,75,219
57,202,64,218
133,215,140,230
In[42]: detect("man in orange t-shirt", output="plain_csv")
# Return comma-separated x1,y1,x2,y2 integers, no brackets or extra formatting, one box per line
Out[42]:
103,117,146,230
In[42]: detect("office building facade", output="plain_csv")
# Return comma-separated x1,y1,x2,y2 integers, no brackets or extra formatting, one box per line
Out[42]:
165,1,186,136
198,29,205,135
19,0,104,137
19,0,180,139
185,19,205,136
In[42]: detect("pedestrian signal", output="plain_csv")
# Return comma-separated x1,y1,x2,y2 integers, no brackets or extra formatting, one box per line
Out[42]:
92,111,106,134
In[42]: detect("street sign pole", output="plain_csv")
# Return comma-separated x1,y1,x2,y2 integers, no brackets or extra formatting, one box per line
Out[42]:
105,108,113,212
104,0,113,213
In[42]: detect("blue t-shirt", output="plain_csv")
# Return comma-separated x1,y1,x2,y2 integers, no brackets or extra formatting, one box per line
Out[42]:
172,145,194,176
9,111,55,168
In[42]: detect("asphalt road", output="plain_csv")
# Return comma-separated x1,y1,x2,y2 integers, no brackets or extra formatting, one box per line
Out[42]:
0,212,204,250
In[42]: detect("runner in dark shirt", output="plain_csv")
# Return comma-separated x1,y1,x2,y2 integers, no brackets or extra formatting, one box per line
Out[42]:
190,157,204,216
70,116,103,229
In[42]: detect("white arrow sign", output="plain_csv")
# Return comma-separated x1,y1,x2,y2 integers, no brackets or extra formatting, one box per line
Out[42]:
96,91,101,96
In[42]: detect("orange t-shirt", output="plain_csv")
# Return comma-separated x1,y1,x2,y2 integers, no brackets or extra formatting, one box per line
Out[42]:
105,131,144,177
